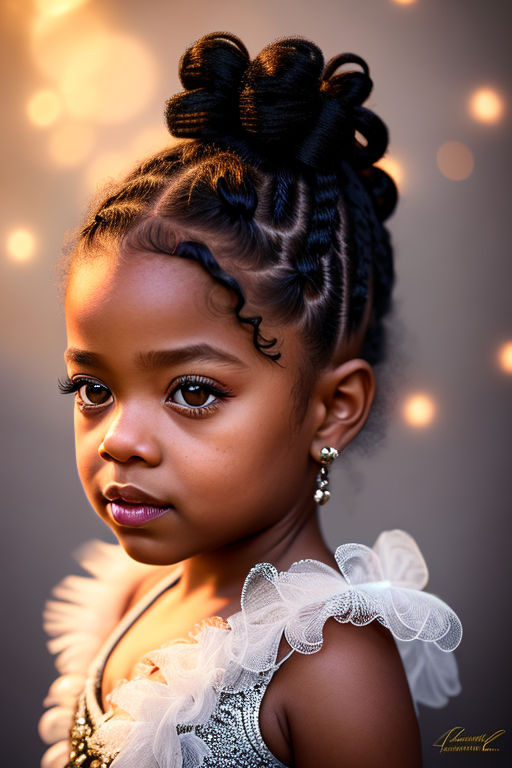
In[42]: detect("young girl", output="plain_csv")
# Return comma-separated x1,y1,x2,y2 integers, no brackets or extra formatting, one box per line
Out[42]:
39,32,462,768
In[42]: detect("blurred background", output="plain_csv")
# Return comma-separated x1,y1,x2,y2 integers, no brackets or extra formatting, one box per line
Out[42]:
1,0,511,765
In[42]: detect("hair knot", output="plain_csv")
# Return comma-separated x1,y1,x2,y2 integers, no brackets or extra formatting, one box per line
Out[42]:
216,174,257,219
165,35,388,177
165,32,250,142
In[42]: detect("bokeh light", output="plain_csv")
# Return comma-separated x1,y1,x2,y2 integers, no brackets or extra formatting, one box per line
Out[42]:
403,393,436,428
469,87,505,124
436,141,474,181
48,122,95,167
391,0,417,5
27,89,62,127
6,229,36,263
497,341,512,374
375,155,404,188
35,0,89,16
31,10,107,81
32,6,157,125
59,33,157,124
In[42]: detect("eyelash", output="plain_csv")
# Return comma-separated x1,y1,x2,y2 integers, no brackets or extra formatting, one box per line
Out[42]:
57,375,233,417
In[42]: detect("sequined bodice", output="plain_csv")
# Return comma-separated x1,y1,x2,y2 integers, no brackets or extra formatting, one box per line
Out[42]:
66,673,287,768
180,680,287,767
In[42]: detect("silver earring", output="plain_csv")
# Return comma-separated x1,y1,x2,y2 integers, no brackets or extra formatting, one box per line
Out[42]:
314,446,340,505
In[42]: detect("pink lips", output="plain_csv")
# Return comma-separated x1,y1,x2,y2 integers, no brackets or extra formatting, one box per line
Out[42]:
108,501,171,527
103,483,172,527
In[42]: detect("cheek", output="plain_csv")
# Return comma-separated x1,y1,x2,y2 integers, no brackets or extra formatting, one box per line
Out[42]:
74,416,101,485
174,406,307,509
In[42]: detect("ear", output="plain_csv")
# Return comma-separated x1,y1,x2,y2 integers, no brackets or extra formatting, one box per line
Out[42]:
310,358,375,461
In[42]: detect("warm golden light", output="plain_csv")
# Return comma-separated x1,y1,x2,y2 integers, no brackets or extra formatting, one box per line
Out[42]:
27,89,62,127
7,229,36,263
60,33,157,124
31,10,106,81
58,33,109,120
469,87,505,124
436,141,474,181
375,156,404,188
403,394,436,428
498,342,512,374
48,122,95,167
391,0,417,5
35,0,89,17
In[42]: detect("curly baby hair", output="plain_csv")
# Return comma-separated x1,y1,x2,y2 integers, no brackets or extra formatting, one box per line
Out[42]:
62,32,399,434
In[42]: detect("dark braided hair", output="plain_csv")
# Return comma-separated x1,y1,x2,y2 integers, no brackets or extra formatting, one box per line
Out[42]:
64,32,398,417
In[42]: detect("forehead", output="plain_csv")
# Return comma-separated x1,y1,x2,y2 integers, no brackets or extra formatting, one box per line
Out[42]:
66,249,225,330
64,248,300,372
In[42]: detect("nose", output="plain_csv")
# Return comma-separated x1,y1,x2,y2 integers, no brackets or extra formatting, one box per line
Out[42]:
98,405,162,466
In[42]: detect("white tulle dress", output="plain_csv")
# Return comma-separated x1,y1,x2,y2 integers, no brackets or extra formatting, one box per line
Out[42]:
39,529,463,768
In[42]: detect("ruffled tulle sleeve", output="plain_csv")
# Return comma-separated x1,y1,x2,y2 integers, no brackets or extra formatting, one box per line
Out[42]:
39,539,164,768
226,529,462,712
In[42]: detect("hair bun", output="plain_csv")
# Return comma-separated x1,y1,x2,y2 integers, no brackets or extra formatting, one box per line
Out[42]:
179,32,249,91
239,38,324,145
165,32,249,141
357,165,398,222
298,53,388,170
165,33,390,174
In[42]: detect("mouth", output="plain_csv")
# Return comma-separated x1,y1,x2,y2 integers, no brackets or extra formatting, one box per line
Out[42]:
103,483,173,527
107,500,173,527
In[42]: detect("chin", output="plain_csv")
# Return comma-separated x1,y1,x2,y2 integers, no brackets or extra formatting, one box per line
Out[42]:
113,528,182,566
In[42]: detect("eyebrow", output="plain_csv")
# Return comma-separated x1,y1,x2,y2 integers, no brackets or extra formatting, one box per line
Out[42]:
64,343,249,370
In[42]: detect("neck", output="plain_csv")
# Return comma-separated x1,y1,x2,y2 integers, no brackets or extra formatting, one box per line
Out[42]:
177,503,335,600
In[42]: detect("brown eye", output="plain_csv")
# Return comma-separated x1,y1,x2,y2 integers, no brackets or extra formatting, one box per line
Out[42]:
183,384,210,406
77,381,112,407
172,383,216,409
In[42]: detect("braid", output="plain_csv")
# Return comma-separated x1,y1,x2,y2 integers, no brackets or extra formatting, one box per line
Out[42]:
271,168,296,227
305,173,340,259
286,171,341,300
340,162,395,364
79,147,184,245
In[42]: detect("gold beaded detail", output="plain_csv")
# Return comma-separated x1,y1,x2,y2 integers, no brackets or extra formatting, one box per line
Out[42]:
65,704,110,768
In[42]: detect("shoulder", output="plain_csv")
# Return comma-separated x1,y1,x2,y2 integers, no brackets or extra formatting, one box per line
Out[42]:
275,619,422,767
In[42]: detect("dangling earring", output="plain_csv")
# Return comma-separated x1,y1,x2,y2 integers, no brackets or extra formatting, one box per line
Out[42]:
314,446,340,505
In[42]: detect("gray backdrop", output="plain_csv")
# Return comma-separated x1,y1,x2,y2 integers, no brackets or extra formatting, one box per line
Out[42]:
1,0,510,765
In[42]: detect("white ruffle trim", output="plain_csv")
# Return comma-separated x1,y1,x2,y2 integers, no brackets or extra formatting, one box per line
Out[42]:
39,540,164,768
90,621,230,768
40,529,463,768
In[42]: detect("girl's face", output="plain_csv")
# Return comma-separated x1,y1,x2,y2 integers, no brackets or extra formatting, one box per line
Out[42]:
64,248,323,565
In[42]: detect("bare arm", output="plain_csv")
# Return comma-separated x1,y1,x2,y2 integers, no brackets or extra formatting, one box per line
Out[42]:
278,619,423,767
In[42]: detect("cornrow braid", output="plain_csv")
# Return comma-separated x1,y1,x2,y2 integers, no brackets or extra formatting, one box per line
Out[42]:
79,147,184,244
292,171,342,295
271,168,296,227
340,161,395,360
